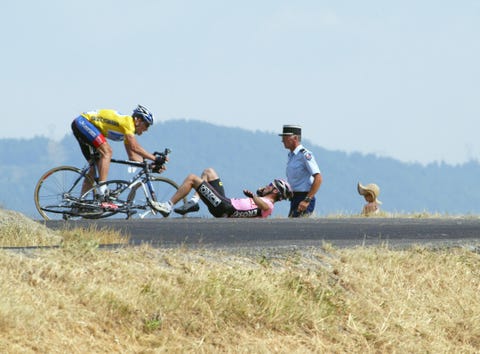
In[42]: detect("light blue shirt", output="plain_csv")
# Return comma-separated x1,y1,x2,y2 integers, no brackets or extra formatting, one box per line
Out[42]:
286,145,321,192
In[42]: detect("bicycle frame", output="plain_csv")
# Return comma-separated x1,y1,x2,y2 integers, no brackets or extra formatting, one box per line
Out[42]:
70,155,158,201
108,158,159,203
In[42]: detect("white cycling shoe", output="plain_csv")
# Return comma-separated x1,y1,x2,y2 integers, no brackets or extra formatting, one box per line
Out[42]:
150,201,171,217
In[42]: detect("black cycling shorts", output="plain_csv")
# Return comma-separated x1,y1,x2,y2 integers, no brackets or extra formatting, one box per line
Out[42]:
196,180,234,217
71,117,98,161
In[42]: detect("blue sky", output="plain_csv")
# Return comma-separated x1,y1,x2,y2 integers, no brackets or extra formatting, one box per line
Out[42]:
1,1,479,165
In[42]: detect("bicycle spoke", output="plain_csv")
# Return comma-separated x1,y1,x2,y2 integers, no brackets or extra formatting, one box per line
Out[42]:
34,166,94,220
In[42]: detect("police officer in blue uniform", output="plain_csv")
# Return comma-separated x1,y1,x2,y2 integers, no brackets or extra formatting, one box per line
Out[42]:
279,125,322,217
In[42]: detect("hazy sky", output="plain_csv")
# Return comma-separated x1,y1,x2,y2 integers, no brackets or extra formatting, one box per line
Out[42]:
1,1,479,165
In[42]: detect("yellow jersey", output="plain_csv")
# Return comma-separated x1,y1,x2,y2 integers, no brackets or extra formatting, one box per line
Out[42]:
81,109,135,142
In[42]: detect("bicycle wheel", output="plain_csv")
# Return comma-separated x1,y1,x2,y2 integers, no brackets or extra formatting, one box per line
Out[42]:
34,166,95,220
80,180,133,219
127,176,185,218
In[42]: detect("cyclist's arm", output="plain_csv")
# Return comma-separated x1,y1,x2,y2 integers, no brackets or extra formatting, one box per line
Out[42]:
251,195,270,211
124,134,156,162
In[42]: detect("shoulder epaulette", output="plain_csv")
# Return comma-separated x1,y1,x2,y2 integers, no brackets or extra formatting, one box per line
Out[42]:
300,148,313,161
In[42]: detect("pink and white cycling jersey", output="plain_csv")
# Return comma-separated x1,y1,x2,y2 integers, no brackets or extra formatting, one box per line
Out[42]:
230,197,274,218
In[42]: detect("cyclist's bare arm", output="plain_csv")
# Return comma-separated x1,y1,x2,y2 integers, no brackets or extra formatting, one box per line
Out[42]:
251,195,270,211
124,134,156,162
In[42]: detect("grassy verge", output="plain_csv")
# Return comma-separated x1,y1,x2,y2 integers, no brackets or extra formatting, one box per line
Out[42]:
0,209,128,248
1,239,479,352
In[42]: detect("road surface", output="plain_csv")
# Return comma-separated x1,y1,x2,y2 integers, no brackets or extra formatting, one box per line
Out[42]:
43,217,480,249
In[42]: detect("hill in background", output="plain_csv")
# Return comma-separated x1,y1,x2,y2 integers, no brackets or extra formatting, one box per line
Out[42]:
1,119,479,218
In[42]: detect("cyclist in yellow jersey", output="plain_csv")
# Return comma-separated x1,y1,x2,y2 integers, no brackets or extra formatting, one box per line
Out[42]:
81,109,137,142
71,105,163,208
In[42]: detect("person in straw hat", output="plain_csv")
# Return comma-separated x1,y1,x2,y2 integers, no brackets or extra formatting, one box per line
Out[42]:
357,182,382,215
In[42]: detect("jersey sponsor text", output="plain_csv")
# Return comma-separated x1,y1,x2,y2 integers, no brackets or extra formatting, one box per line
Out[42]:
231,209,260,217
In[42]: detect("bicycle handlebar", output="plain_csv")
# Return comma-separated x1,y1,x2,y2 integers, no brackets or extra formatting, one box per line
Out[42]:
109,148,171,170
110,159,147,168
153,148,171,157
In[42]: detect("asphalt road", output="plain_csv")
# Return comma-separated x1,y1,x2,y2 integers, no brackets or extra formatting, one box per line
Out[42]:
43,217,480,249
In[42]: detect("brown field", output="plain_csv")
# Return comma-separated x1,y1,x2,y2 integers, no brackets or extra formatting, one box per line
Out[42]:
1,209,479,353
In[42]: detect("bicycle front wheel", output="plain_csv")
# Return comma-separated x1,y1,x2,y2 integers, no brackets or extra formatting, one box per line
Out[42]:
127,176,185,218
34,166,95,220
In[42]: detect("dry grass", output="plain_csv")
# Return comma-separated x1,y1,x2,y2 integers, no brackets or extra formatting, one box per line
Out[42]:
329,246,480,352
0,209,128,248
1,240,479,352
0,209,63,247
60,224,130,247
1,209,480,352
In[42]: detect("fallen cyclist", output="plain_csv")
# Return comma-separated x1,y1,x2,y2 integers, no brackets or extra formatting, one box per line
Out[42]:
151,167,293,218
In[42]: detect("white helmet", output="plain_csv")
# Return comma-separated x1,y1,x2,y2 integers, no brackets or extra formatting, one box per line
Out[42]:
272,179,293,201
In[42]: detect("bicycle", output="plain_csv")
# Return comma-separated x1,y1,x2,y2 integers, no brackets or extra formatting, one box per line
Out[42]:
34,148,185,220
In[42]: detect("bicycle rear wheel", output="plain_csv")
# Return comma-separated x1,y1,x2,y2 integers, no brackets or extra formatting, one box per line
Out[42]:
127,176,185,218
34,166,95,220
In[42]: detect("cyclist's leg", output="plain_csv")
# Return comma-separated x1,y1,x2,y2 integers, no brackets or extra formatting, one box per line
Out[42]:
72,118,96,193
171,168,225,204
204,178,226,197
180,167,224,203
71,118,96,160
170,173,203,204
71,116,110,194
95,142,112,184
81,166,96,195
201,167,219,181
196,181,232,217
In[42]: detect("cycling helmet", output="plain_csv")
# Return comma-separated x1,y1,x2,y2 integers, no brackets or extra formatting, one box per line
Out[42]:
132,104,154,125
272,179,293,201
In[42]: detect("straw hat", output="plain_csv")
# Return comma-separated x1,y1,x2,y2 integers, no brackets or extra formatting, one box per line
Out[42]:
357,182,382,204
